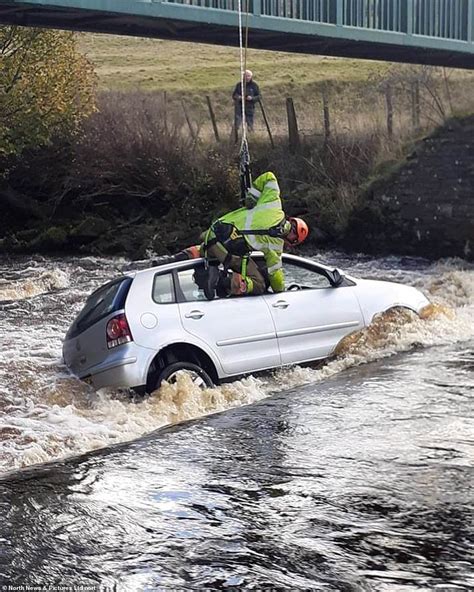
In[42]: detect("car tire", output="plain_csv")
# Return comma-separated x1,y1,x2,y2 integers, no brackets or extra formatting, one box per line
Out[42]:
155,362,214,390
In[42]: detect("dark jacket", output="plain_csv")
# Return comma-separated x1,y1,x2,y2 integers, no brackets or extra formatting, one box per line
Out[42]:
232,80,260,113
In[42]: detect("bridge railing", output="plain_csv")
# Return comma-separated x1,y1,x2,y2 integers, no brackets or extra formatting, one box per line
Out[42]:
163,0,252,11
163,0,471,42
412,0,468,40
260,0,335,22
342,0,405,31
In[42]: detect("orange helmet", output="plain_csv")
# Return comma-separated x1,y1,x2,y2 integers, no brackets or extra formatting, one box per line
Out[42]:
286,217,309,246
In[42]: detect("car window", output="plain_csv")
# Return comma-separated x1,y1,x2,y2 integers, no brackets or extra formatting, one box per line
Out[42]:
152,273,175,304
283,261,332,289
176,267,209,302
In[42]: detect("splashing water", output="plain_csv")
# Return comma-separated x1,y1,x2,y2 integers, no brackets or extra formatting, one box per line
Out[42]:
0,253,473,474
0,269,69,302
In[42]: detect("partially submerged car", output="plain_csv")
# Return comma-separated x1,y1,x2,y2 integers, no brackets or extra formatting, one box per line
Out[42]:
62,254,430,393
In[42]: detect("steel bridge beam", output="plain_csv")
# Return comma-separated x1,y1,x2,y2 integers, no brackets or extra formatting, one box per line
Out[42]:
0,0,473,68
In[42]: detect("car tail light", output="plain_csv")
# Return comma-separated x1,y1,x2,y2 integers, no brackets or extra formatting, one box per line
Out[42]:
106,313,133,349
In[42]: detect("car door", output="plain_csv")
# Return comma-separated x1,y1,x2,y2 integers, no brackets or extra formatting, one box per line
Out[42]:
263,258,364,365
176,264,280,377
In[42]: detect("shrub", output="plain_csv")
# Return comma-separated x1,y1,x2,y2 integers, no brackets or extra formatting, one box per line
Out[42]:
0,26,96,160
71,91,240,223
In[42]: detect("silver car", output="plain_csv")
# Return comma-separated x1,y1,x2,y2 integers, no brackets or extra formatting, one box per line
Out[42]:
62,253,430,393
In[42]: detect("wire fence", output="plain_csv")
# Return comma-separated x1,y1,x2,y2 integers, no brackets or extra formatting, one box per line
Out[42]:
157,74,474,153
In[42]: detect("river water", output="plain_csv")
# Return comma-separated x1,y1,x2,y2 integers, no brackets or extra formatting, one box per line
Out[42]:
0,252,473,590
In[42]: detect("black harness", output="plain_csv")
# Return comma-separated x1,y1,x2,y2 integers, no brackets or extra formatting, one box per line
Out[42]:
239,219,287,238
203,218,287,271
208,218,286,245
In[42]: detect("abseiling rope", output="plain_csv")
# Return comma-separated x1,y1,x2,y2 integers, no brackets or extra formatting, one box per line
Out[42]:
237,0,247,149
237,0,252,204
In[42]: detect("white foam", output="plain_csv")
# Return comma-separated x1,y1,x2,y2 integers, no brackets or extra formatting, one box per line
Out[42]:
0,255,473,474
0,269,69,301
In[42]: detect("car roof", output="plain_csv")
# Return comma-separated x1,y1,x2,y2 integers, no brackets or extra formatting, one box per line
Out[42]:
133,252,342,277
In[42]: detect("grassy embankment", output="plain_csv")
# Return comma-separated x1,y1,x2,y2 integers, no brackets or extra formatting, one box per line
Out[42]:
78,33,474,140
77,34,393,140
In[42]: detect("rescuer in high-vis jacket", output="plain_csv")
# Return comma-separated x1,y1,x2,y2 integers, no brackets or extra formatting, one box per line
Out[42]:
175,172,309,299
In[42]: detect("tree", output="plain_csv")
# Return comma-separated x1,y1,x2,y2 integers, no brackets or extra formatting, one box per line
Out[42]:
370,64,456,133
0,26,96,158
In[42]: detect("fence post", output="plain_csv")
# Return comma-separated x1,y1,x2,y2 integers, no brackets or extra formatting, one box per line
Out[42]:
181,99,197,141
258,100,275,148
206,95,220,142
322,84,331,144
163,90,168,134
286,97,300,152
253,0,261,16
411,80,420,130
384,85,394,140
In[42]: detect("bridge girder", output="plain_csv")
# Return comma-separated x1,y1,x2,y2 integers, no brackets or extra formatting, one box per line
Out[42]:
0,1,473,69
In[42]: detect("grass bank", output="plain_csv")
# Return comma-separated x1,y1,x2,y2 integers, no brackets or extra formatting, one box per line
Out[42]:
77,33,388,93
78,33,474,139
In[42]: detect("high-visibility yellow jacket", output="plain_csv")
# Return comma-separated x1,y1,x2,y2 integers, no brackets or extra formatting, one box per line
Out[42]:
213,172,290,293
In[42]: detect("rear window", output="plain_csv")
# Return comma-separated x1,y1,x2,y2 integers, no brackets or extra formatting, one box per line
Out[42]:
67,276,133,338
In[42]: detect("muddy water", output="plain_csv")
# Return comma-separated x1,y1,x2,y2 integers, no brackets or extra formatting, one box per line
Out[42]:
0,252,473,590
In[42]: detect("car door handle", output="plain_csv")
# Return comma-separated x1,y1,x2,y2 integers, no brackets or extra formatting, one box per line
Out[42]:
185,310,205,320
272,300,289,309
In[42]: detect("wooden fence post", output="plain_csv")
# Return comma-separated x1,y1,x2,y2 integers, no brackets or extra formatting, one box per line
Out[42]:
232,124,238,144
181,99,197,141
322,84,331,144
258,100,275,148
163,90,168,134
286,97,300,152
384,84,394,140
411,80,420,130
206,95,220,142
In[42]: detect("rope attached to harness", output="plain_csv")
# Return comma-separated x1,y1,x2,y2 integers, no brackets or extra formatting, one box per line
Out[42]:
237,0,252,205
239,140,251,205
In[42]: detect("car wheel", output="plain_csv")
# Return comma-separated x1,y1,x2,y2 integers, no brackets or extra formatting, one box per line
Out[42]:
156,362,214,390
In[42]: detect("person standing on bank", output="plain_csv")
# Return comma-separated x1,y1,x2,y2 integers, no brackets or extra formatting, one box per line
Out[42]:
232,69,260,133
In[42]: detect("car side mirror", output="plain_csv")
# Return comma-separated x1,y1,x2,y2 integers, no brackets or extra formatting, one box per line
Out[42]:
330,269,344,287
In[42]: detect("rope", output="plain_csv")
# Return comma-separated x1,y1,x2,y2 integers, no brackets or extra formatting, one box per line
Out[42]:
243,0,250,139
237,0,252,204
237,0,247,148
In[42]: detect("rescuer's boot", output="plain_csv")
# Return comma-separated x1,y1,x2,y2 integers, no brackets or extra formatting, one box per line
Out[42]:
216,272,232,298
204,265,220,300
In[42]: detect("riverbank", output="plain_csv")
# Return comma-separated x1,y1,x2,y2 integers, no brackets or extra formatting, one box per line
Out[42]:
0,102,473,261
345,114,474,261
0,89,367,259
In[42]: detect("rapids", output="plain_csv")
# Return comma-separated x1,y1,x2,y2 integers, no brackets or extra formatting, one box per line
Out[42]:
0,252,472,475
